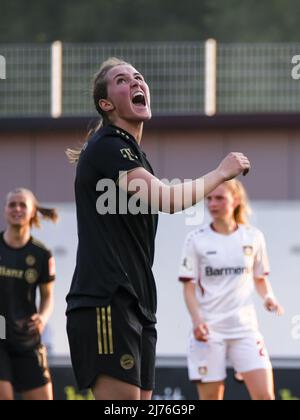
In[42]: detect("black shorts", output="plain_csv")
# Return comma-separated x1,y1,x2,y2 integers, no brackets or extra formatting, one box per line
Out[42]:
67,288,157,391
0,343,51,393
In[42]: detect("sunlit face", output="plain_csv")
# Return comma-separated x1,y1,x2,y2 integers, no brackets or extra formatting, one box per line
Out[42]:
207,185,239,223
101,64,152,123
5,193,35,228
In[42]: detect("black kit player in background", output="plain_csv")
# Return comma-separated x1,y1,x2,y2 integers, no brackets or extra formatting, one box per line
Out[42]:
0,188,57,400
66,57,251,400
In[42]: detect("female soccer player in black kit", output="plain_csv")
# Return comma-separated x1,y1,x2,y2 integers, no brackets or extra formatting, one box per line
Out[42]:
66,57,251,400
0,188,57,400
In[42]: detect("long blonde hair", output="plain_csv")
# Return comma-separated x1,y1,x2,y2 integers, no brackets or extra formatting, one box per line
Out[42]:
6,188,58,229
224,179,252,225
66,57,130,164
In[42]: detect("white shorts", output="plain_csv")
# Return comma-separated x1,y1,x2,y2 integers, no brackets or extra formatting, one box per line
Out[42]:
187,331,272,383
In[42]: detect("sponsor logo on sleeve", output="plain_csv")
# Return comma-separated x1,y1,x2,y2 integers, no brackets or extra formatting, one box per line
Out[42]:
49,257,56,277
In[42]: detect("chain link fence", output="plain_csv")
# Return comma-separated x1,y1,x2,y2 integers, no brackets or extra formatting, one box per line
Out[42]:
62,42,205,116
0,42,300,117
217,43,300,113
0,45,51,116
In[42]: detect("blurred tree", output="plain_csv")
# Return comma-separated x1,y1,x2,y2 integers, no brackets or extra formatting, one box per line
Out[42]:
209,0,300,42
0,0,300,43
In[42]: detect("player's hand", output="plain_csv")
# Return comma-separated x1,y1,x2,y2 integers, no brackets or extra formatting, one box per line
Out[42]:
264,297,284,316
217,153,251,181
193,323,209,342
28,314,46,335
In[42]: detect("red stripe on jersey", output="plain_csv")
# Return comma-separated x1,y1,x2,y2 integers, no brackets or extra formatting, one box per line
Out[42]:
179,277,194,283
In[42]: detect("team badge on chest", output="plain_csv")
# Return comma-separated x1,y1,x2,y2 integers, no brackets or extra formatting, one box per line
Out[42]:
25,268,38,284
243,246,253,256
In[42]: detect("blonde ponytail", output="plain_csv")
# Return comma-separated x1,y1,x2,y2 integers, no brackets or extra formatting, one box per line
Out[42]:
66,119,104,163
224,180,252,225
66,57,129,164
33,206,59,228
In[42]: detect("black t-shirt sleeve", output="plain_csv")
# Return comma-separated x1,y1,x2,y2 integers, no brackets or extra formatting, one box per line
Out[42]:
89,136,144,183
39,250,56,284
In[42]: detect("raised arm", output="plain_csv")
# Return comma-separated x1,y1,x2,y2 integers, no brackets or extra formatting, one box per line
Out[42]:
119,152,250,214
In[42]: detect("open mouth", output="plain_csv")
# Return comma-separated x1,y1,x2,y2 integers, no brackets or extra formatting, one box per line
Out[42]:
132,92,146,107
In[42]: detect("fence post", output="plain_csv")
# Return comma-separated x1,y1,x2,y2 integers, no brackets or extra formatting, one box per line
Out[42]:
205,39,217,116
0,316,6,340
51,41,63,118
0,55,6,80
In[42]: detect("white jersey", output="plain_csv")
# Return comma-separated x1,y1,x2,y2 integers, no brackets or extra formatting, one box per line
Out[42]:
179,224,270,338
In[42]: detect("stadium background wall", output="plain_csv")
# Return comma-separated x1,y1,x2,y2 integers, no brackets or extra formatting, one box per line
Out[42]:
1,114,300,221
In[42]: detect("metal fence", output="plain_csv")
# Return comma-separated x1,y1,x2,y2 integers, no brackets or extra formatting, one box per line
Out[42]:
62,42,205,116
217,43,300,113
0,45,51,116
0,41,300,117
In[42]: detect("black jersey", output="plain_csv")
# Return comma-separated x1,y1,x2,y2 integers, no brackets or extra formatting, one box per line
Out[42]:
0,233,55,351
66,124,159,322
